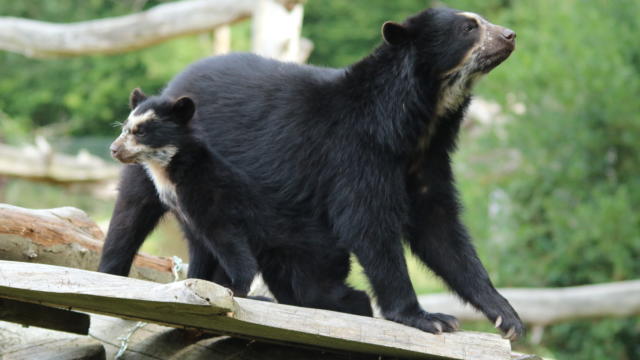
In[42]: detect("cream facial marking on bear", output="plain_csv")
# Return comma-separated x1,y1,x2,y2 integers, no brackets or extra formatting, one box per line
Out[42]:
436,12,490,117
143,160,178,210
115,109,180,166
113,109,157,160
141,146,191,226
126,109,155,129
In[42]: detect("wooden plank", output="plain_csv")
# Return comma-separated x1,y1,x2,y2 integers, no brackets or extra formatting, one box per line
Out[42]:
0,261,234,325
0,261,511,360
0,298,89,335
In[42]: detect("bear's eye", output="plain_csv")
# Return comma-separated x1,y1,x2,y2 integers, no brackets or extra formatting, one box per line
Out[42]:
132,128,145,137
464,21,478,33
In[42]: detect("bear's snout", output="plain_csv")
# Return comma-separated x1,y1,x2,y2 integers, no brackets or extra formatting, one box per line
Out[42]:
501,28,516,42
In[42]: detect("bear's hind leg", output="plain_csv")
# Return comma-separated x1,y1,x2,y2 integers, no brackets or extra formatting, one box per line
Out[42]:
260,247,373,316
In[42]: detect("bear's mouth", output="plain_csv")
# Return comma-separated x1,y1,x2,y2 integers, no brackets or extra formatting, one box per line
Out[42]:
476,47,514,74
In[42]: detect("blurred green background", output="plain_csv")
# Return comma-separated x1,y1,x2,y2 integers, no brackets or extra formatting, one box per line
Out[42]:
1,1,639,359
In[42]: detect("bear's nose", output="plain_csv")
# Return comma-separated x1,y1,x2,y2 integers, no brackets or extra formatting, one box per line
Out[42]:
110,143,120,157
502,28,516,41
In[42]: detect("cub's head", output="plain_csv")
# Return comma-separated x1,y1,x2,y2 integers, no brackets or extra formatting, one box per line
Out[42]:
382,7,516,113
109,88,196,165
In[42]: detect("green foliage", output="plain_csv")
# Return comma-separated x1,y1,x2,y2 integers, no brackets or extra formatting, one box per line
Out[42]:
460,1,640,358
0,0,217,138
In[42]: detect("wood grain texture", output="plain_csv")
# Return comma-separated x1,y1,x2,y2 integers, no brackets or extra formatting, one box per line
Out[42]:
0,203,183,282
0,261,511,360
2,338,106,360
0,261,234,317
0,298,90,335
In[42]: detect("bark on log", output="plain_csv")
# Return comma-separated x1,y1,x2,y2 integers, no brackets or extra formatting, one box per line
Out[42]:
419,280,640,326
0,203,184,283
0,0,304,58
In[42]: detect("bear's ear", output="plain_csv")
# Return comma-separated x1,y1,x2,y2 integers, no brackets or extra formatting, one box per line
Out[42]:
172,96,196,125
382,21,410,46
129,88,147,109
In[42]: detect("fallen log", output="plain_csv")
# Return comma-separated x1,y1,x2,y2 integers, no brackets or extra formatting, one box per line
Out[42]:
0,203,184,283
418,280,640,326
0,260,513,360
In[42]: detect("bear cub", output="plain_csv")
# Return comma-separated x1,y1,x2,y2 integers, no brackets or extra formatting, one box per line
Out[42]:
109,89,373,316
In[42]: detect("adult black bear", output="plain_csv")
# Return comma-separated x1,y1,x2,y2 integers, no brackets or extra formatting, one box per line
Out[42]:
108,90,372,315
100,7,523,339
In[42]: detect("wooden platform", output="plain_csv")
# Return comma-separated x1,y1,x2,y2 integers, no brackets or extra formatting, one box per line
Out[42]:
0,260,514,360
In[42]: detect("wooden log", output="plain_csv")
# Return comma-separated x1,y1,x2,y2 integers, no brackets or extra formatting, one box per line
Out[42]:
418,280,640,326
0,0,304,58
1,314,375,360
2,338,106,360
0,260,512,360
0,141,120,184
0,298,90,335
0,203,184,283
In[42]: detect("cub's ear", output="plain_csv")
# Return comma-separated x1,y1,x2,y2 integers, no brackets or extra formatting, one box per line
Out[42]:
172,96,196,124
382,21,410,46
129,88,147,109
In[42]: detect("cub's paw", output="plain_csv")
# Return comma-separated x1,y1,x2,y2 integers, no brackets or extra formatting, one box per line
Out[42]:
387,308,459,334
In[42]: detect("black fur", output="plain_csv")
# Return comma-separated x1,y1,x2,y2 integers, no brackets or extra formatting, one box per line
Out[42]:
99,7,523,338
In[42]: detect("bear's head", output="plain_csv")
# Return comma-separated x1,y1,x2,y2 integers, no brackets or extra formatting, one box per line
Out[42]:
382,7,515,114
109,88,196,165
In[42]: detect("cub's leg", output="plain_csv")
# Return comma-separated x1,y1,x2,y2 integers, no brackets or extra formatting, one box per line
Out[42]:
99,165,167,276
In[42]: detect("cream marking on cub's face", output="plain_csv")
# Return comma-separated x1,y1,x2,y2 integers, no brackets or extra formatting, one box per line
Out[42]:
143,160,178,209
112,107,183,216
113,108,178,166
127,109,155,129
143,156,191,224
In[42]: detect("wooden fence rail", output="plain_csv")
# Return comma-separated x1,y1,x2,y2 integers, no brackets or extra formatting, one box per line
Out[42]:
0,0,307,59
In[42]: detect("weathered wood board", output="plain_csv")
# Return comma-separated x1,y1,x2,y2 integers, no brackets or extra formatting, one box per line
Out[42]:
0,298,89,335
0,260,511,360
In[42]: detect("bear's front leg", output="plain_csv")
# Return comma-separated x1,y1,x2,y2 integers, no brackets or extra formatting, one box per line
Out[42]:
329,161,459,334
99,165,167,276
407,161,524,340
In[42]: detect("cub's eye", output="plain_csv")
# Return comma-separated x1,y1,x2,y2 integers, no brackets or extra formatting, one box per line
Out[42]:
464,21,478,33
132,128,145,137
